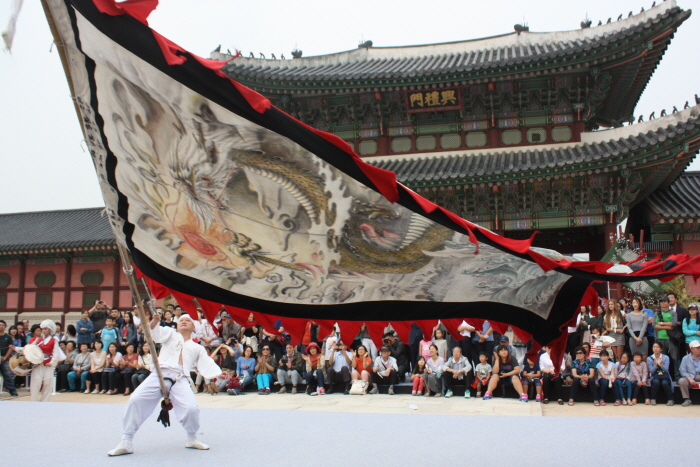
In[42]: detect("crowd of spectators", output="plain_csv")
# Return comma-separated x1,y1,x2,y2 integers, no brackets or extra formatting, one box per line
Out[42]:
1,293,699,407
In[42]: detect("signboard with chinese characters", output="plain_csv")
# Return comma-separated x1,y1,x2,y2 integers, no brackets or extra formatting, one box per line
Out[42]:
405,88,461,113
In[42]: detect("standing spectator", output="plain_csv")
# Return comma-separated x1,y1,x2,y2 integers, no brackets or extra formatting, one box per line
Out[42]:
595,350,616,406
418,332,432,361
483,345,527,402
327,340,353,394
614,352,633,405
647,341,673,406
198,315,220,351
629,351,650,405
456,320,475,366
654,296,678,380
411,357,427,396
350,345,373,394
432,327,448,361
441,346,472,398
521,357,543,402
627,297,649,360
569,346,599,406
682,303,700,351
0,320,18,396
160,311,177,329
268,319,291,362
540,346,565,405
55,323,65,342
88,300,109,337
241,313,260,353
109,308,124,328
62,325,77,344
588,325,611,367
669,292,689,331
679,340,700,407
369,345,399,395
218,313,241,347
322,327,339,364
276,343,304,394
604,300,626,363
670,293,689,372
99,317,119,351
101,342,122,395
172,305,183,323
474,352,493,398
301,342,326,396
116,343,139,396
56,341,77,392
16,322,26,341
566,309,583,358
76,311,94,345
254,344,277,394
235,346,256,392
354,323,378,362
382,332,410,381
131,343,152,391
9,325,22,348
472,321,494,365
68,342,91,392
118,312,138,353
408,323,422,370
27,324,41,345
579,305,599,349
89,340,106,393
422,344,444,397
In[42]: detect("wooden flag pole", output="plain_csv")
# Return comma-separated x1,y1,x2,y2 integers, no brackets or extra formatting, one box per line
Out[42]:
113,242,169,403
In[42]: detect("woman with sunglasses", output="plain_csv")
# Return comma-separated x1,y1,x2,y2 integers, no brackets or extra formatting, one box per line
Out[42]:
568,346,599,406
254,344,278,394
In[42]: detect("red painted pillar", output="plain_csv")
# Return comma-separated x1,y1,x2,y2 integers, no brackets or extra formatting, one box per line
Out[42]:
376,136,390,156
112,256,120,308
17,258,25,315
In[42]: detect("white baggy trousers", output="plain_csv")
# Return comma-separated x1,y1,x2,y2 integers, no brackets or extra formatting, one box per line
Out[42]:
122,367,199,441
30,365,54,402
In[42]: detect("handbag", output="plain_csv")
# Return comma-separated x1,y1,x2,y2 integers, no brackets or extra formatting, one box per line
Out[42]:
135,368,150,376
348,379,368,395
120,367,136,375
56,363,72,372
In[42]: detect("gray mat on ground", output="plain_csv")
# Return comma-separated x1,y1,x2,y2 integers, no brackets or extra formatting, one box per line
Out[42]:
3,401,695,466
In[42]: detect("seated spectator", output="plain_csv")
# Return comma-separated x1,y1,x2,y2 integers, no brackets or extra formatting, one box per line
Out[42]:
68,342,91,392
521,357,543,402
351,345,373,394
474,352,492,398
301,342,327,396
629,351,650,405
241,313,261,353
76,311,94,345
647,342,673,406
198,315,221,351
595,350,616,406
369,345,399,395
441,346,472,398
539,346,566,405
131,342,152,390
56,341,77,392
382,332,410,382
483,345,527,402
679,340,700,407
233,346,256,394
208,344,238,393
569,345,598,406
276,343,304,394
682,303,700,353
422,344,445,397
411,357,427,396
101,342,122,395
327,340,353,394
116,342,138,396
614,352,633,406
254,344,278,395
88,340,106,393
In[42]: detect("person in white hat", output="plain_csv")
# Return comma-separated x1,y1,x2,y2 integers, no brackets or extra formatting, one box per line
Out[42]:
29,320,63,401
679,338,700,407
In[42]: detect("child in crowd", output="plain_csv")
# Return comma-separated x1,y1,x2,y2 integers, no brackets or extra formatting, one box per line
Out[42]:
474,352,492,397
589,325,610,367
419,333,433,361
411,357,427,396
521,357,543,402
629,351,650,405
596,350,616,405
432,328,448,360
100,317,119,351
614,352,633,405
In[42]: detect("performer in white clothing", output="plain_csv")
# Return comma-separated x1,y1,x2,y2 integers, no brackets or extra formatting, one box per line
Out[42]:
29,320,63,402
108,314,224,456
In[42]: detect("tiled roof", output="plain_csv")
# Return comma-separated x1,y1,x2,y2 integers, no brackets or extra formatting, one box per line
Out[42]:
645,172,700,218
222,2,686,83
0,208,114,252
366,105,700,182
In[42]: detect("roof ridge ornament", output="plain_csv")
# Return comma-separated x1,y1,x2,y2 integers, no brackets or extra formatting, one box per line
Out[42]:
514,24,529,35
358,40,373,49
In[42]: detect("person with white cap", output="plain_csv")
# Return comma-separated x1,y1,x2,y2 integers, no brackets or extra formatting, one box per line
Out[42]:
29,319,63,401
107,313,224,456
679,340,700,406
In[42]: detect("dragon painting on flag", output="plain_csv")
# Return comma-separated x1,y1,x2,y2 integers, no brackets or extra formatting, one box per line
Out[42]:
41,0,700,363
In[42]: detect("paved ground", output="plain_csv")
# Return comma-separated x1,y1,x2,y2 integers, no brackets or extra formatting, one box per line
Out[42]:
3,386,699,417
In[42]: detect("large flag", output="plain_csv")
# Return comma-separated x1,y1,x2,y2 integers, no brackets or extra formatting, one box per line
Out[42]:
43,0,700,359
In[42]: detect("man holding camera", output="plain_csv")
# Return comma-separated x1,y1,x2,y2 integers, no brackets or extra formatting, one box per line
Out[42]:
276,343,304,394
382,332,410,381
88,300,110,338
327,340,354,394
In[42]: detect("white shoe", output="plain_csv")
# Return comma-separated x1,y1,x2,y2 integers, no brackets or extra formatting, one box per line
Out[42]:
107,441,133,456
185,439,209,450
84,389,90,394
91,389,99,394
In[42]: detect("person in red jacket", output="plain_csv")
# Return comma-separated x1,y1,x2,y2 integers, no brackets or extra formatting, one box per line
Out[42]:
29,320,63,401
